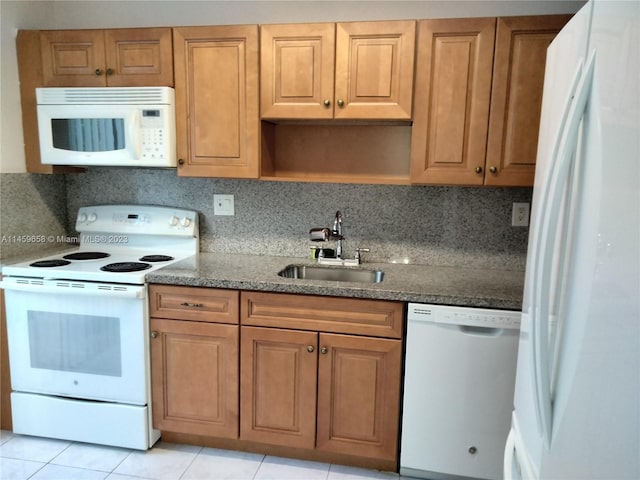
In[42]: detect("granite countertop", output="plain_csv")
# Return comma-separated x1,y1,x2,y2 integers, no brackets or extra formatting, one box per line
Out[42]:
147,253,525,310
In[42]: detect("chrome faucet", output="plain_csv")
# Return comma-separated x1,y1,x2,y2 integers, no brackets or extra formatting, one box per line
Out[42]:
309,210,368,265
332,210,343,259
310,210,344,257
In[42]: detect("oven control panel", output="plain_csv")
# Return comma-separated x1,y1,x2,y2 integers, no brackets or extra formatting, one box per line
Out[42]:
75,205,198,237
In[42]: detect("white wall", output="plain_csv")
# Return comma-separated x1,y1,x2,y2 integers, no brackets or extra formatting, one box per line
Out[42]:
0,0,586,173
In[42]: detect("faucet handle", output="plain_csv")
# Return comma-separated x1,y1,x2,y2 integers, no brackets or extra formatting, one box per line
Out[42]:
354,247,370,264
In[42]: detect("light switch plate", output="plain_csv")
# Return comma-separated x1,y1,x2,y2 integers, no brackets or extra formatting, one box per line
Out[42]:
214,194,234,216
512,202,530,227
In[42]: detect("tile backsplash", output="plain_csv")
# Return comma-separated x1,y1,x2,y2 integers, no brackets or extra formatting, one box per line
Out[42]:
1,169,532,269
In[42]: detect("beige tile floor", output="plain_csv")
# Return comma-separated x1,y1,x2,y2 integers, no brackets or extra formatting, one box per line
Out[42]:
0,431,411,480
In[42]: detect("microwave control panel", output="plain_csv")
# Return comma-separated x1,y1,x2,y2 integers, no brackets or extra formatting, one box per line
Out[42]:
141,109,168,161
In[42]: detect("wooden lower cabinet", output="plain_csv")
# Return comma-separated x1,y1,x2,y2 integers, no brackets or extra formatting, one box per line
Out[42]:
240,326,318,448
316,333,402,461
240,325,402,464
150,318,239,438
149,285,240,439
150,286,404,470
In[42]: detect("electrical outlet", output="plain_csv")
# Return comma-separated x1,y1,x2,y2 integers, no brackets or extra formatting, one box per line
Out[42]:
214,194,234,216
512,202,530,227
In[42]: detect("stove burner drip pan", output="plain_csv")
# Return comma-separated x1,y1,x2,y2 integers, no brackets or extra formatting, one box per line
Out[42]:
63,252,111,261
30,259,71,268
100,262,151,273
139,255,174,263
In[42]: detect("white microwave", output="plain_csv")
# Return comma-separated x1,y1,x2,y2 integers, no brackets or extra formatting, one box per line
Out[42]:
36,87,176,167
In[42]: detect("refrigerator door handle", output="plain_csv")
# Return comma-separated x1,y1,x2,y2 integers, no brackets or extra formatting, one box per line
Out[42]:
531,50,596,448
504,429,518,480
527,59,582,449
504,418,538,480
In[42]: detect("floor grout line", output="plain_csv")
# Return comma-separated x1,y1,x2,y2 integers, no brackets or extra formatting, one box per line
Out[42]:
1,431,403,480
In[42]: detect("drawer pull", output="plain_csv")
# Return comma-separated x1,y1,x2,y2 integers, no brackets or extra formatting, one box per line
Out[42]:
180,302,204,308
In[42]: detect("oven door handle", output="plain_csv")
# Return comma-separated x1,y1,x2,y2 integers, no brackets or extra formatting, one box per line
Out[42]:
0,280,146,299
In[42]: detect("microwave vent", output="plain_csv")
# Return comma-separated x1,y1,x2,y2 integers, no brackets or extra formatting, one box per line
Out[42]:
36,87,174,105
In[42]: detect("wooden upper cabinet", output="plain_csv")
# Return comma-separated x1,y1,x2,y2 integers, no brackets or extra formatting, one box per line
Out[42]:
260,20,415,120
410,18,496,185
173,25,259,178
411,14,570,186
40,28,173,87
335,21,415,120
485,15,571,186
260,23,335,119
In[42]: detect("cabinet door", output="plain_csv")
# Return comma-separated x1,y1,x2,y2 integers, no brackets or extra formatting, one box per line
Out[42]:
104,28,173,87
261,23,335,119
485,15,571,186
410,18,496,185
240,326,317,448
174,25,259,178
150,318,239,438
40,30,107,86
316,333,402,462
334,21,415,120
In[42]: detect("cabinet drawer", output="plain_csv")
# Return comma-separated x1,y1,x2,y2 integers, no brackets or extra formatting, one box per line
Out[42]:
241,292,403,339
149,285,239,324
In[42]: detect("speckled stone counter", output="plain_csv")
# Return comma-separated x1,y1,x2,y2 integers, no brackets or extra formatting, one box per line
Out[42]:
147,253,525,310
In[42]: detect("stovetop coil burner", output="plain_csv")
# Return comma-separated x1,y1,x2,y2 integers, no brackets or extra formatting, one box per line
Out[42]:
100,262,151,273
139,255,174,263
30,259,71,268
63,252,111,261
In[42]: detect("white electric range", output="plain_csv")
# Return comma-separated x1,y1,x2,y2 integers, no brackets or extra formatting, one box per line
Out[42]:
0,204,198,450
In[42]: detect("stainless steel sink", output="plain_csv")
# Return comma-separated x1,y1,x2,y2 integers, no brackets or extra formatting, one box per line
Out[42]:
277,264,384,284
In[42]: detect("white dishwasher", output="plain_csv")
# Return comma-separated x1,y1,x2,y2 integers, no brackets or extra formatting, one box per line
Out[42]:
400,303,520,480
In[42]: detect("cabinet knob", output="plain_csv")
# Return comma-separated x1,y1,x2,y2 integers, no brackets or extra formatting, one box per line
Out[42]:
178,159,185,165
95,68,103,76
489,166,498,174
468,446,477,454
106,68,114,76
323,99,331,107
475,166,483,174
337,99,345,107
320,346,328,355
307,345,315,353
151,331,159,339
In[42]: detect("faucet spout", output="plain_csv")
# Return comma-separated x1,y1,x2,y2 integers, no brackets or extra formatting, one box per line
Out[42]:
332,211,343,258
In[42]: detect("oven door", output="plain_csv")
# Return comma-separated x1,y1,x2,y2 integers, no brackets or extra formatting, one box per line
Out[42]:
1,278,148,405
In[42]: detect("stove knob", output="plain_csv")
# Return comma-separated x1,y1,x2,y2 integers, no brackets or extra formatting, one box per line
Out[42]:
87,213,97,223
169,216,179,226
180,217,192,227
78,213,88,223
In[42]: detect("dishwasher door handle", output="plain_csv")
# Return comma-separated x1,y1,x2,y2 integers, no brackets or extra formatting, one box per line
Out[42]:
458,325,505,336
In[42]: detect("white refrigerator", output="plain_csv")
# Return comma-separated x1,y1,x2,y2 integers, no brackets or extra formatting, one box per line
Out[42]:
504,1,639,479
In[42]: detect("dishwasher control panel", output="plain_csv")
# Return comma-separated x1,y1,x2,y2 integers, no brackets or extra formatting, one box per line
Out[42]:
408,303,521,329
